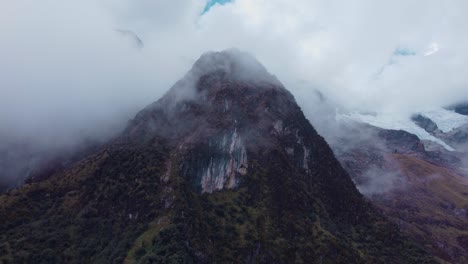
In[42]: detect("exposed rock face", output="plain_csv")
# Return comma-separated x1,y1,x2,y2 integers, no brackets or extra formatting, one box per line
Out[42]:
193,128,248,193
449,102,468,116
0,50,434,263
411,114,439,133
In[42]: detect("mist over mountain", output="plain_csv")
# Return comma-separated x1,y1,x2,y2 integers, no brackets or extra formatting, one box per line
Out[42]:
1,1,468,263
2,0,468,187
0,50,435,263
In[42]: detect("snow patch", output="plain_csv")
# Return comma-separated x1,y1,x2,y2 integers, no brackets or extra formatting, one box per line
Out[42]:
420,108,468,133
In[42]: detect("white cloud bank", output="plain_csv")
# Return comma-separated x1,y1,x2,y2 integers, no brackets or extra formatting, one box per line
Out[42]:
1,0,468,147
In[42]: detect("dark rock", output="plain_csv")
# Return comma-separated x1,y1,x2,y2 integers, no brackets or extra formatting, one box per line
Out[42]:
411,114,439,133
448,102,468,116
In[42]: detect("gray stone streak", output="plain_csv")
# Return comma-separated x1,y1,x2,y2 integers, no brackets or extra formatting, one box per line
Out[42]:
201,128,248,193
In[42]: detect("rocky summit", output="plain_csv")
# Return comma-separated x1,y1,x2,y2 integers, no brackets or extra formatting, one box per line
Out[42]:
0,50,434,263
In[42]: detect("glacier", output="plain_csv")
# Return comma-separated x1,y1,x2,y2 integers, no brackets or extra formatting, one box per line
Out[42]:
337,111,456,151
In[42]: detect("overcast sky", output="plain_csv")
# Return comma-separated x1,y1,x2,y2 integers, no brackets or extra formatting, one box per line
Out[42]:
1,0,468,147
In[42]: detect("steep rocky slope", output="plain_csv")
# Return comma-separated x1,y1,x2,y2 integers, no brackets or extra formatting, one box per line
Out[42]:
0,50,433,263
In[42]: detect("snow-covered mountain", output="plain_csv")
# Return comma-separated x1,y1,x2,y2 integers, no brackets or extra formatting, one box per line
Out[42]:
338,108,468,152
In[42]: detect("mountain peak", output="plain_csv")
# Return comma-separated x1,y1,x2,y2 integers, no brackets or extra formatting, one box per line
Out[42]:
190,49,280,85
141,49,284,116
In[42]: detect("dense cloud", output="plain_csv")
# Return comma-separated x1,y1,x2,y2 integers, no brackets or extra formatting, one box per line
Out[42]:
1,0,468,185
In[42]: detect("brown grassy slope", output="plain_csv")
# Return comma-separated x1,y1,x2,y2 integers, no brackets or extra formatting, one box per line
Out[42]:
373,154,468,263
